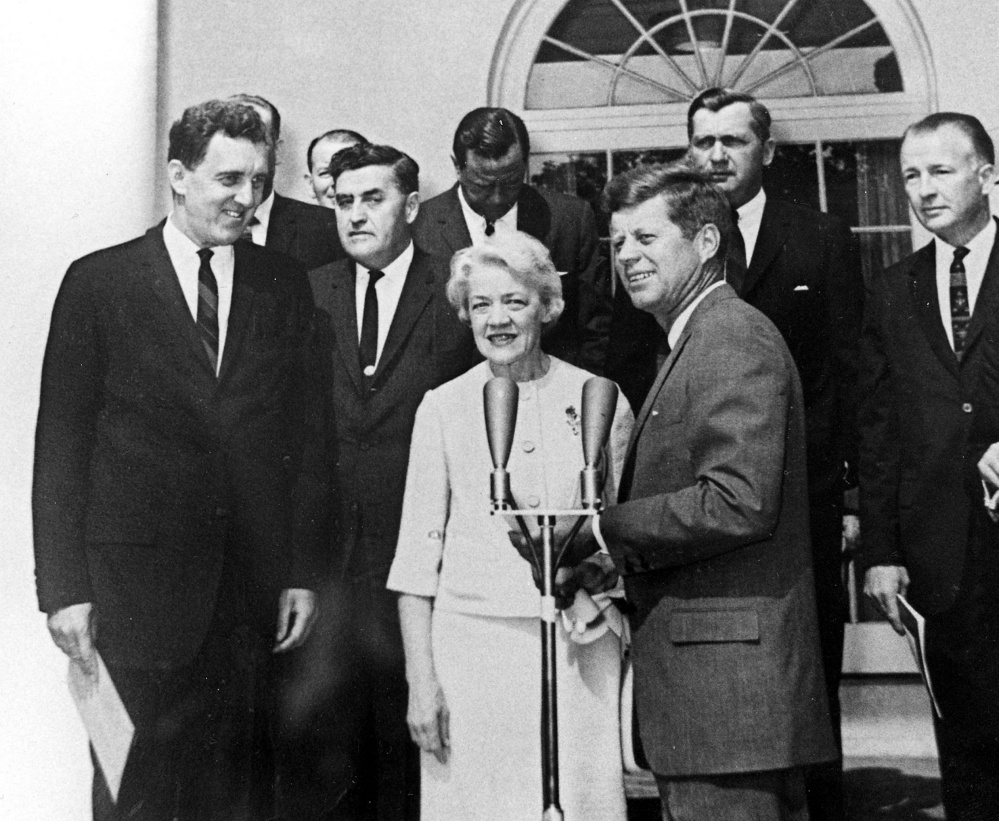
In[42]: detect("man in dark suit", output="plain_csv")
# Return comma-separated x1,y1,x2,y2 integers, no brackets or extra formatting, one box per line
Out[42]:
230,93,345,269
606,88,861,820
860,112,999,819
34,99,321,821
593,162,835,818
296,143,476,820
413,106,611,374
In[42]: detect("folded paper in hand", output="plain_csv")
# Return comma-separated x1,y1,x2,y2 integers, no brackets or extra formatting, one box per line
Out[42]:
68,653,134,803
897,594,942,719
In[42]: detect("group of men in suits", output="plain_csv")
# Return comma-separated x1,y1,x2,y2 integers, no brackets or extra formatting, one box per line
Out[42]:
607,87,862,821
33,83,999,821
33,97,609,821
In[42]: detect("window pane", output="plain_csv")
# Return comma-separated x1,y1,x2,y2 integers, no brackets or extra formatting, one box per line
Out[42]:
765,143,821,211
528,0,901,108
529,152,609,233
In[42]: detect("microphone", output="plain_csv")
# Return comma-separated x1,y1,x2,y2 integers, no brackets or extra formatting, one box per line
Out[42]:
580,377,619,509
484,376,519,511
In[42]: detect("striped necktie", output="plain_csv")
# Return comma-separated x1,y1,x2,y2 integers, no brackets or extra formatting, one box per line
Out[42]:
197,248,220,374
950,246,971,362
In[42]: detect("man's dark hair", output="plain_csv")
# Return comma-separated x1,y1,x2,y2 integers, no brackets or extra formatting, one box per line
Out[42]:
306,129,369,170
167,99,269,170
328,143,420,195
905,112,996,165
452,107,530,168
602,161,731,275
229,93,281,142
687,87,772,143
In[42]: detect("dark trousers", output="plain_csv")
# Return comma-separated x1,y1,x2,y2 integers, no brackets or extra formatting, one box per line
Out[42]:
925,518,999,821
94,621,274,821
655,767,809,821
274,579,418,821
803,496,847,821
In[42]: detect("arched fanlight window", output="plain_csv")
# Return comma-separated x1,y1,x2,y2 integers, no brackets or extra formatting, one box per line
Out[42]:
528,0,902,109
491,0,936,287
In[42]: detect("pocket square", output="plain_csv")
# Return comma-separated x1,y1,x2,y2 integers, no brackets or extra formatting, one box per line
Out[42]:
794,285,810,292
557,270,568,277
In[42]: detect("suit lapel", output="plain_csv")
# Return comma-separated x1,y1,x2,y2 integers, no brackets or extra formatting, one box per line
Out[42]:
143,224,218,379
617,286,732,502
218,242,258,382
963,217,999,357
327,261,365,394
907,241,960,378
743,199,787,296
266,193,294,247
516,185,552,243
434,186,474,257
372,250,435,384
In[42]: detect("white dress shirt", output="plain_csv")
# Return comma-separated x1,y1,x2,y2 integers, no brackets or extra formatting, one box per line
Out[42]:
248,191,273,245
163,215,235,374
735,188,767,267
935,217,996,349
354,241,415,368
458,186,518,245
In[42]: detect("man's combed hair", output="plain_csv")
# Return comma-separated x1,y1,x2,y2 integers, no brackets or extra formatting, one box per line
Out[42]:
602,161,732,271
905,112,996,165
228,92,282,142
167,99,269,170
306,129,369,170
687,87,772,143
452,107,530,167
328,143,419,195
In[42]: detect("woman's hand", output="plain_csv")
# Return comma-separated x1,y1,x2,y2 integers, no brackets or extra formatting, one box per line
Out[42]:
407,675,450,763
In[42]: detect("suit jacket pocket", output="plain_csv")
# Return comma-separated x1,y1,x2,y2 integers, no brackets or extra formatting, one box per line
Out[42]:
668,608,760,644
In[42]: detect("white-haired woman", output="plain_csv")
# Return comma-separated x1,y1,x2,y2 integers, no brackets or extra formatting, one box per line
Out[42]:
387,230,633,820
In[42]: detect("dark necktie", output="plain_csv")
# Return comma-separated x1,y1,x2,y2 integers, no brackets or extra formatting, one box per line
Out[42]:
950,246,971,361
197,248,220,374
359,270,384,378
485,220,496,237
727,207,748,295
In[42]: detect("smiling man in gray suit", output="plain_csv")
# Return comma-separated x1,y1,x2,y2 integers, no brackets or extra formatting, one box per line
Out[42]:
595,163,835,820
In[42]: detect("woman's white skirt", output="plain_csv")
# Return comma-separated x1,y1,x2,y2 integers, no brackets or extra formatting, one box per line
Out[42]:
423,608,627,821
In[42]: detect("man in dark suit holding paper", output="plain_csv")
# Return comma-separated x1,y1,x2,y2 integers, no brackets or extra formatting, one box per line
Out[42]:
591,163,835,819
34,99,321,820
859,112,999,819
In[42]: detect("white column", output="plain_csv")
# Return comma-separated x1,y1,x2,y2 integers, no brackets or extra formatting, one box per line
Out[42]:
0,3,159,818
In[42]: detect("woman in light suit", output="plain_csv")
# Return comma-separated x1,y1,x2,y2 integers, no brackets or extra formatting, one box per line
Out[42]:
387,230,633,820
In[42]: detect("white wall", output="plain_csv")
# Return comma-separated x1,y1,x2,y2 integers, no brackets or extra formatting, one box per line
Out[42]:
0,3,159,819
157,0,521,208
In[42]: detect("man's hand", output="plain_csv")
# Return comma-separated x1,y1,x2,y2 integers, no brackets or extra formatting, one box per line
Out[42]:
273,588,317,653
47,602,98,680
863,565,910,635
406,675,450,764
978,442,999,488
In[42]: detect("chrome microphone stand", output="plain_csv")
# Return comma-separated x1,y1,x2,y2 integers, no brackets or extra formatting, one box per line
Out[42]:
484,376,617,821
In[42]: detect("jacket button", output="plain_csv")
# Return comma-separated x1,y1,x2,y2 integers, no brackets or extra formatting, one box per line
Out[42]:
360,442,370,451
522,440,536,453
215,506,229,518
963,402,973,413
